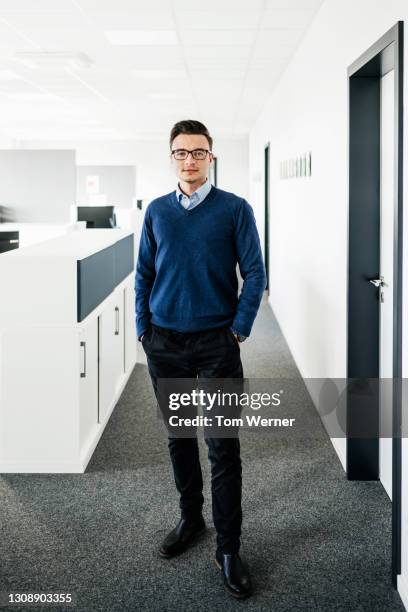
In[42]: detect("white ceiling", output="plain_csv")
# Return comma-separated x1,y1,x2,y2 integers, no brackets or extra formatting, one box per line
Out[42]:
0,0,324,141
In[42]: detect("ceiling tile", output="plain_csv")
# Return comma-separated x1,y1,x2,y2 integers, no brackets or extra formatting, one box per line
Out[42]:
90,11,175,29
183,46,251,60
0,0,76,13
191,79,241,95
186,57,246,69
77,0,173,12
11,27,105,51
176,11,260,30
190,67,245,80
101,46,185,70
175,0,264,11
255,29,305,47
131,68,187,79
252,43,295,61
261,9,316,29
104,30,178,45
180,30,255,47
0,69,24,79
0,21,39,46
0,79,39,93
2,11,88,30
265,0,323,9
0,1,322,139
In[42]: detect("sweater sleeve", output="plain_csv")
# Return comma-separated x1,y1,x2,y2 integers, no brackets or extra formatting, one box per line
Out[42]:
135,207,157,339
231,199,267,337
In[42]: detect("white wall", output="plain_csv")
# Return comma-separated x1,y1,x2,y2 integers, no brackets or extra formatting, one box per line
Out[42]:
76,165,137,208
248,0,408,603
20,137,249,205
0,150,76,223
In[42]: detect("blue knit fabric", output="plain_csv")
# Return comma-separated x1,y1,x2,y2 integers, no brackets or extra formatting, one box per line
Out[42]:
135,186,266,338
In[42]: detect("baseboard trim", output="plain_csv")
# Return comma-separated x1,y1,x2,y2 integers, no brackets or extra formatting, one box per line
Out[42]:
267,295,347,473
398,573,408,611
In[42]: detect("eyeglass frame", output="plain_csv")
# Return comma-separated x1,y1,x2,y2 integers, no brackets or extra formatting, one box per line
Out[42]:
171,148,212,160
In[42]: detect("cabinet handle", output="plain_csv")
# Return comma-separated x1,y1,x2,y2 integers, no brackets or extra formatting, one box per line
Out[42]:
115,306,119,335
80,341,86,378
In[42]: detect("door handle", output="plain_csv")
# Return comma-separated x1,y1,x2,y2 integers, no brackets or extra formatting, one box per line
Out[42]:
115,306,119,335
80,341,86,378
369,276,386,288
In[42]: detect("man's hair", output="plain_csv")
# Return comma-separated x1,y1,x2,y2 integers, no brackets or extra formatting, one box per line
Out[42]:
170,119,213,150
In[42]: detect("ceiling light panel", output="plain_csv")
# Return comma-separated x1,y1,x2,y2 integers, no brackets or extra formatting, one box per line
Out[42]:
176,11,260,30
180,30,255,46
105,30,178,45
91,11,175,29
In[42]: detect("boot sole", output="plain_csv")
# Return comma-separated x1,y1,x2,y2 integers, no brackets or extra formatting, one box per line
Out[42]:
159,527,206,559
213,558,252,600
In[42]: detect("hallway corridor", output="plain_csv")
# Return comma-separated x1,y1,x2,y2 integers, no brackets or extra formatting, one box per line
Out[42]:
0,300,403,611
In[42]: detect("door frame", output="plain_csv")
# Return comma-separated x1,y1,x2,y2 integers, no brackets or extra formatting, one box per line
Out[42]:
347,21,403,586
264,142,270,292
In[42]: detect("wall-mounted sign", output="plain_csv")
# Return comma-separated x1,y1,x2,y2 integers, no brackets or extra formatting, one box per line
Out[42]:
86,175,100,194
280,152,311,179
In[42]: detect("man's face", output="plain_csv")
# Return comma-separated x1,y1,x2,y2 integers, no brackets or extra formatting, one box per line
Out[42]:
170,133,213,186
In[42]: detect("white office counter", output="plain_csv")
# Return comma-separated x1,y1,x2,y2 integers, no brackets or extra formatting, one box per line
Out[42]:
0,229,137,473
0,222,81,248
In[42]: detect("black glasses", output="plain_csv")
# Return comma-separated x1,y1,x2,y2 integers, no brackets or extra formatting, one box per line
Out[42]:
171,148,211,160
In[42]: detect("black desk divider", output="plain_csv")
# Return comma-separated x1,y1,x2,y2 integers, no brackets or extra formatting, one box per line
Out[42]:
76,234,134,322
114,234,134,285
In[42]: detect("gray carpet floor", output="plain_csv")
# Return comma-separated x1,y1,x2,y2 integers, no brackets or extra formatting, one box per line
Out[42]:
0,298,404,611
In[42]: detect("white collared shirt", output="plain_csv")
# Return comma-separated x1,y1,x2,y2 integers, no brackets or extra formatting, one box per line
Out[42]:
176,178,212,211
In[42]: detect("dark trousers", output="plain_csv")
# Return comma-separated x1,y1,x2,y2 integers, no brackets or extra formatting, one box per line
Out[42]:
142,323,243,554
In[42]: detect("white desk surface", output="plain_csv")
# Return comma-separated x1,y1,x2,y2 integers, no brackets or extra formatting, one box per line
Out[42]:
1,228,134,260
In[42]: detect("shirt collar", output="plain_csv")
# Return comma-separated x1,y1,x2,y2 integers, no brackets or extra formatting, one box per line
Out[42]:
176,178,212,204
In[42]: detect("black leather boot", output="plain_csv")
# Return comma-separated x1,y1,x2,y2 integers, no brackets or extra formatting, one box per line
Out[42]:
214,551,252,599
159,517,206,558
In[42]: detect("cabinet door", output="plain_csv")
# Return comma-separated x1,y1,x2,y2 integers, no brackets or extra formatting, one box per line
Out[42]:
98,290,125,424
79,318,98,451
124,278,137,374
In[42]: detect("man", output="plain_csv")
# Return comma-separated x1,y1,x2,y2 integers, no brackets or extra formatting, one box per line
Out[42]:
135,119,266,599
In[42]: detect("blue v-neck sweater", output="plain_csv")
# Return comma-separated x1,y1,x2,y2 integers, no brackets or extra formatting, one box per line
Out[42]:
135,186,266,338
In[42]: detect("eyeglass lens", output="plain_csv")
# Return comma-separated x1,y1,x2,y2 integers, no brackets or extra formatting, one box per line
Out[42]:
173,149,208,160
